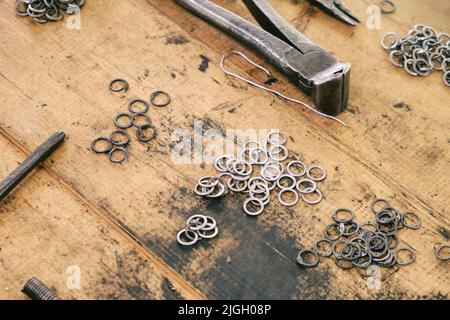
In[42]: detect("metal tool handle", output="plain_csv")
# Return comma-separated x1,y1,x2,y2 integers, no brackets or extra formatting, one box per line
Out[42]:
175,0,298,79
0,131,65,203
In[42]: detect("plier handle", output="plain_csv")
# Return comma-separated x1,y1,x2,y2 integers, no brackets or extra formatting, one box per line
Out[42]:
175,0,351,116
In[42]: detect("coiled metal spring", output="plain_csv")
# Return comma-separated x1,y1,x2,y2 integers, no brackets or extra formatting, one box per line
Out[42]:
22,277,60,300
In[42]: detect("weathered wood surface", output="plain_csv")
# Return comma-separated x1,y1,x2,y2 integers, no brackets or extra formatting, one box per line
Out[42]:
0,0,448,299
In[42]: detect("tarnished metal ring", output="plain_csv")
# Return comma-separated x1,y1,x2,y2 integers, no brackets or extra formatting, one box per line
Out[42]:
379,0,395,14
131,112,152,128
108,147,128,164
396,248,416,266
401,212,421,230
177,229,198,246
109,78,129,92
325,223,344,241
315,239,333,257
136,124,157,142
444,71,450,87
128,99,150,114
297,249,319,268
113,112,133,129
332,208,355,224
109,129,130,146
91,137,113,154
371,198,391,214
435,244,450,261
150,90,171,107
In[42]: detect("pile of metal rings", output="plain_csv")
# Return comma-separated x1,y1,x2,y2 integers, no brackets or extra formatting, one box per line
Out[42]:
381,24,450,86
91,78,170,164
297,198,421,274
15,0,85,24
176,214,219,246
194,131,327,216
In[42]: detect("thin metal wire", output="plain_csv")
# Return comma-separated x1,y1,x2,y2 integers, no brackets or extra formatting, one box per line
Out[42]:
220,51,347,127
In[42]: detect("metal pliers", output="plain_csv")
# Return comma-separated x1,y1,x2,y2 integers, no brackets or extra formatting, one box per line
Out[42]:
309,0,360,26
176,0,351,116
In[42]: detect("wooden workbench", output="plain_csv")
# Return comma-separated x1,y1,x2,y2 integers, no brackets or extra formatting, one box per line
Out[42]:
0,0,448,300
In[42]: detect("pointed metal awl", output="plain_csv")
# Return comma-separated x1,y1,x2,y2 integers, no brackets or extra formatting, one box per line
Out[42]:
0,131,65,203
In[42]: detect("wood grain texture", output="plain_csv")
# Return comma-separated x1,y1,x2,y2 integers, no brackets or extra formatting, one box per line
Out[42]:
0,0,448,299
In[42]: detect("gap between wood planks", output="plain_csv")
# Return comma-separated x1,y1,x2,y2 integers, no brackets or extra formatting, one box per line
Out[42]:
0,125,206,300
145,0,449,227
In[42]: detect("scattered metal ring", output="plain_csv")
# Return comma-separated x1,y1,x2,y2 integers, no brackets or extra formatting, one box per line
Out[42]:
435,244,450,261
128,99,150,114
131,113,152,128
113,112,133,129
307,164,327,182
396,248,416,266
150,90,171,107
108,147,128,164
91,137,113,154
297,249,319,268
136,124,157,142
301,189,323,205
109,129,131,146
109,78,129,92
278,189,299,207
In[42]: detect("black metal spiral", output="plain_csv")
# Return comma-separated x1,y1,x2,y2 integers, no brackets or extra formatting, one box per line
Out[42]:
22,278,60,301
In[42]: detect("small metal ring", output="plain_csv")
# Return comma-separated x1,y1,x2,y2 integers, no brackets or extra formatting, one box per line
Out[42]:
371,198,391,214
396,248,416,266
379,0,395,14
177,229,198,246
297,249,319,268
301,189,323,205
444,71,450,87
113,112,133,129
108,147,128,164
435,244,450,261
401,212,421,230
296,179,317,194
243,198,264,216
315,239,333,257
150,91,171,107
131,112,152,128
278,189,299,207
276,174,297,190
286,160,307,177
91,137,113,154
332,208,355,224
267,131,287,145
197,226,219,239
186,215,208,231
381,32,399,50
307,164,327,182
136,124,157,142
128,99,150,114
109,78,129,92
109,129,131,146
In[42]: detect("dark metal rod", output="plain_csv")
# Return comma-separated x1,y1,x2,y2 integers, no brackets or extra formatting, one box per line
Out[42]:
0,131,65,203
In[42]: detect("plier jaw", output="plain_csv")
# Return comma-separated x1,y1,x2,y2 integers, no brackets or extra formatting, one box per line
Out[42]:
176,0,351,116
308,0,360,26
